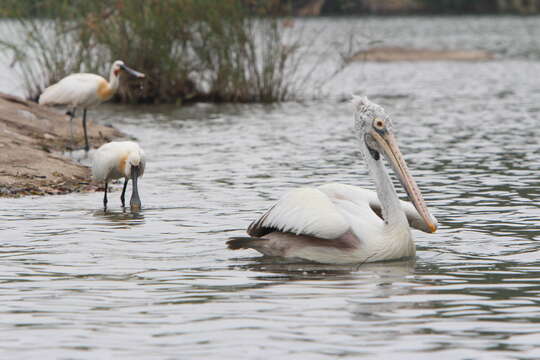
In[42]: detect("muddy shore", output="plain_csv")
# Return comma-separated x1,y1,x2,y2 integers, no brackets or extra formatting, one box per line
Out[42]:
0,93,123,197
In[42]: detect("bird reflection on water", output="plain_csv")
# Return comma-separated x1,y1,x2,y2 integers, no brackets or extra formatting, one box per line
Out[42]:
229,255,416,281
92,208,145,228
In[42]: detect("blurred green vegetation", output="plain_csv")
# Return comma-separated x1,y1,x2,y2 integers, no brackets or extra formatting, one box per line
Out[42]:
2,0,540,18
4,0,531,104
0,0,331,103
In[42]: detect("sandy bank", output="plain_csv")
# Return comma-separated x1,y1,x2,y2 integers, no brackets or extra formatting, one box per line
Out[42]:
349,47,494,62
0,93,123,197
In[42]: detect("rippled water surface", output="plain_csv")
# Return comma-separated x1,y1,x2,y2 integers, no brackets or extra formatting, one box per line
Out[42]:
1,17,540,359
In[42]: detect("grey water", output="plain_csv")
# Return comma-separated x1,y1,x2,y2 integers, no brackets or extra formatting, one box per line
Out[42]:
1,16,540,359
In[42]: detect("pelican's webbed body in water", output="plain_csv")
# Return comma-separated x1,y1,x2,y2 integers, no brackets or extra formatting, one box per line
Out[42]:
227,96,438,264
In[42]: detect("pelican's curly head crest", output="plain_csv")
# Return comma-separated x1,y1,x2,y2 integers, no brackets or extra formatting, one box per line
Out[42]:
351,95,391,134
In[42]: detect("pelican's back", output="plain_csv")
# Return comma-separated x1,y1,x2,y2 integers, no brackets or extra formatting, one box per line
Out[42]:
92,141,145,182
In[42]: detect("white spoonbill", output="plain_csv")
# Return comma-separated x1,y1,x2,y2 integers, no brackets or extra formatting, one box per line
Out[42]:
39,60,145,152
92,141,146,212
227,96,438,264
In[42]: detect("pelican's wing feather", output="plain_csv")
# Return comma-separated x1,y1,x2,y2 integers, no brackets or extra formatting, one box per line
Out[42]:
248,187,350,240
319,183,437,233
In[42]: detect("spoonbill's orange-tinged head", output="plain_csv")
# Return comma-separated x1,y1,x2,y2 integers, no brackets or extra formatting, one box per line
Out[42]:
111,60,145,79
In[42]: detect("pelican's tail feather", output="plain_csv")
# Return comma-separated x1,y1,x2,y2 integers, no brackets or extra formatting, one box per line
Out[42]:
227,237,266,250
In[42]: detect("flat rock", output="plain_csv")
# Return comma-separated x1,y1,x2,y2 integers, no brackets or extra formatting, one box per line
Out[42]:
0,93,124,197
348,46,494,62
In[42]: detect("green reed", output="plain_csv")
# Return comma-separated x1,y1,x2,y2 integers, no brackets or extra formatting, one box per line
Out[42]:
0,0,343,103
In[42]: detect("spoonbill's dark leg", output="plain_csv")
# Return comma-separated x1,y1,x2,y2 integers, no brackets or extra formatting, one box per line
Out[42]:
66,108,76,148
82,108,90,152
120,178,129,207
103,181,108,210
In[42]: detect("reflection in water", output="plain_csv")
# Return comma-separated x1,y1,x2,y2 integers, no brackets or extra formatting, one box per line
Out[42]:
230,257,416,281
93,208,145,227
1,16,540,360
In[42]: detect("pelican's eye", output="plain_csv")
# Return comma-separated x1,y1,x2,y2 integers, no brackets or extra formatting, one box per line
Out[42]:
373,118,385,130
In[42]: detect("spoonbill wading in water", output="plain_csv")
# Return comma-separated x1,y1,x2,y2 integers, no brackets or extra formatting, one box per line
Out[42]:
92,141,145,212
227,96,438,264
39,60,145,151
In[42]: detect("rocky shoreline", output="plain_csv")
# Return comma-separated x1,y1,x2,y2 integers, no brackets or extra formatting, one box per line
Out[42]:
0,93,123,197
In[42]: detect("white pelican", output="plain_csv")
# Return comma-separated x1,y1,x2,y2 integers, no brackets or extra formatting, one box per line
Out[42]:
39,60,145,151
227,96,438,264
92,141,146,211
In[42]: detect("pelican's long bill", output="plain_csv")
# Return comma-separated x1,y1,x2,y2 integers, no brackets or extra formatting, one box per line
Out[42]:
120,64,145,79
371,128,437,233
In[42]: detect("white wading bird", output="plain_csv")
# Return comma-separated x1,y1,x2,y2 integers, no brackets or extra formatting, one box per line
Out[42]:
39,60,145,151
227,96,438,264
92,141,145,211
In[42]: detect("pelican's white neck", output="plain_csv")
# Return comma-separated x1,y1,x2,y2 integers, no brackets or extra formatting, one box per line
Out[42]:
361,141,409,231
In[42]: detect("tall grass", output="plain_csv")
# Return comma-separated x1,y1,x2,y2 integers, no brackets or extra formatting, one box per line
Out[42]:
0,0,347,103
